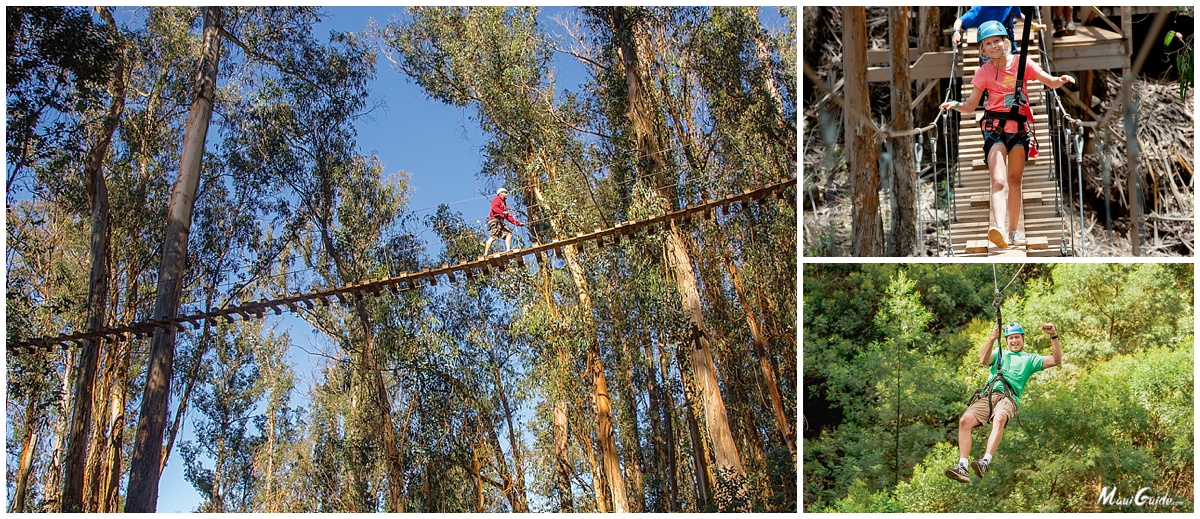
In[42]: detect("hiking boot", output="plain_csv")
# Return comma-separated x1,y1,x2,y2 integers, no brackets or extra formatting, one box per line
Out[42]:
1052,17,1064,37
1064,21,1077,36
945,463,970,483
971,458,990,479
1009,230,1027,246
988,227,1008,248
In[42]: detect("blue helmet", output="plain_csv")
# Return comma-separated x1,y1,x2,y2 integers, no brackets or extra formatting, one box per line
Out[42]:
978,20,1008,43
1004,322,1025,337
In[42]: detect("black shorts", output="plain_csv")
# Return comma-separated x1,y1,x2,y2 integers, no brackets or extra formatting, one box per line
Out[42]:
981,128,1031,167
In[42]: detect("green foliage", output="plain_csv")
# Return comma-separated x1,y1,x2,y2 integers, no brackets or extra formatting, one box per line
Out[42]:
806,264,1194,512
825,478,902,512
6,6,120,193
1019,264,1192,362
709,465,755,512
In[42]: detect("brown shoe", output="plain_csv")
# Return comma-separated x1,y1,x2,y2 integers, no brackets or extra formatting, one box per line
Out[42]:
988,227,1008,249
1064,21,1076,36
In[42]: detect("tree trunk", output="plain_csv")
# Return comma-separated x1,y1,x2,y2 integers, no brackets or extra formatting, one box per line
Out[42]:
472,437,485,512
126,7,222,511
98,340,128,512
654,340,680,511
486,419,522,512
62,6,126,510
644,356,665,512
677,344,713,509
584,344,629,513
725,256,794,457
553,400,574,512
610,304,646,513
349,285,406,513
603,6,747,487
844,6,884,256
526,152,628,513
749,8,797,165
667,228,746,480
10,397,40,513
560,251,629,513
890,7,917,256
45,349,76,511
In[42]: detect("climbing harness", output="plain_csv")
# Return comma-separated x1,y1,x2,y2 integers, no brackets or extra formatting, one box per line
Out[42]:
978,11,1041,161
966,263,1026,428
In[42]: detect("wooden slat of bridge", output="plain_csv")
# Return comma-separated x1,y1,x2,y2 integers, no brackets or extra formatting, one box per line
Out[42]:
951,28,1065,257
9,177,796,351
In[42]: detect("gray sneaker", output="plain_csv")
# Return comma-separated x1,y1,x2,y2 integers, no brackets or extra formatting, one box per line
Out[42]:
945,463,970,483
971,458,990,479
1009,230,1027,246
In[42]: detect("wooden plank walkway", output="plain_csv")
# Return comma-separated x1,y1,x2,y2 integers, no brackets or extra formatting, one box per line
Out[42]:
951,26,1065,257
9,176,797,351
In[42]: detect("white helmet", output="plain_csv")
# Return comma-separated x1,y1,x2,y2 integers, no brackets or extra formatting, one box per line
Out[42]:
497,187,508,195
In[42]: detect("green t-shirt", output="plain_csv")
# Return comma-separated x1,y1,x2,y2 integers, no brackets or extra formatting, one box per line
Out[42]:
984,348,1044,407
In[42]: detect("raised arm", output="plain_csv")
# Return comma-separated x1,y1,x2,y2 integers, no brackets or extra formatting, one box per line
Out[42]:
1041,323,1062,368
980,325,1000,366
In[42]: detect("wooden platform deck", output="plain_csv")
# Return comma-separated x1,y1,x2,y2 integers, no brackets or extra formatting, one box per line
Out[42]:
867,16,1130,82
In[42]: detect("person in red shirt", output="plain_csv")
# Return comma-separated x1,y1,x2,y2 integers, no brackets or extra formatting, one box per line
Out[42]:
940,21,1074,249
484,187,523,256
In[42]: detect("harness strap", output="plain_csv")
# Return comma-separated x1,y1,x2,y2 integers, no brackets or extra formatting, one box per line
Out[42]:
1011,7,1033,113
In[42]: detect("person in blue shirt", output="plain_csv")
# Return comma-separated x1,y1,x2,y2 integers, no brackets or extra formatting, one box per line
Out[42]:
951,6,1041,59
945,322,1062,483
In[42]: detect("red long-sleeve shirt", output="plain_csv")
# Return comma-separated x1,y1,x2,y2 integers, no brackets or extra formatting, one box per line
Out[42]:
489,195,521,225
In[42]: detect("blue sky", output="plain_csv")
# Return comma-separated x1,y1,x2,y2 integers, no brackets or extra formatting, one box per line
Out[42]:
155,6,592,511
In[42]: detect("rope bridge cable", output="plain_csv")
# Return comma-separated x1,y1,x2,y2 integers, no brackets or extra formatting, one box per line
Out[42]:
7,176,796,352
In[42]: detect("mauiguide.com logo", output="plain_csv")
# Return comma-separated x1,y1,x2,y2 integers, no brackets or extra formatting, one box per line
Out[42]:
1097,485,1189,509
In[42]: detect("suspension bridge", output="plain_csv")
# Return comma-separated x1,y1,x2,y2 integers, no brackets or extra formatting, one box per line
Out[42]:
951,21,1062,257
808,7,1183,257
8,176,796,352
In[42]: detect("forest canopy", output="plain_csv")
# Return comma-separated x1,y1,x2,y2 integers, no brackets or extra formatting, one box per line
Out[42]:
803,263,1194,512
6,6,796,513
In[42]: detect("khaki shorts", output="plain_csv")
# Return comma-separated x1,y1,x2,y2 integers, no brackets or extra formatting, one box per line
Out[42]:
967,392,1016,426
488,218,510,239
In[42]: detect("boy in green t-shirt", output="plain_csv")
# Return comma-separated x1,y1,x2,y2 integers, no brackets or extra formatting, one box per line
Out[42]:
945,322,1062,482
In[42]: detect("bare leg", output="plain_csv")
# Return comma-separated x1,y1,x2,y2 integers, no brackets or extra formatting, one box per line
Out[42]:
985,412,1008,457
958,412,981,460
988,144,1011,234
484,237,496,256
1006,145,1026,234
504,233,513,252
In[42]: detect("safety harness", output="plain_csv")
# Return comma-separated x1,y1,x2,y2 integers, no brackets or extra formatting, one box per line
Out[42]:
979,8,1040,158
966,265,1025,428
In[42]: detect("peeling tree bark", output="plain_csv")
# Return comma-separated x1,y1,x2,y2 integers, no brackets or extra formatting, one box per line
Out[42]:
126,7,222,511
62,6,126,511
11,397,40,513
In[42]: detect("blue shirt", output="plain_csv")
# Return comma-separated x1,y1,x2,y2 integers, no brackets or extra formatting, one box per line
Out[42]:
961,6,1024,53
